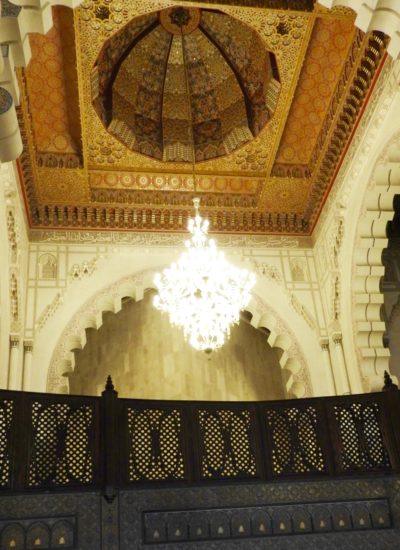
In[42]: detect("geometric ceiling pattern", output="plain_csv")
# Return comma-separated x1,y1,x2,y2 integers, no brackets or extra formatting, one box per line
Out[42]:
16,0,388,235
93,7,279,163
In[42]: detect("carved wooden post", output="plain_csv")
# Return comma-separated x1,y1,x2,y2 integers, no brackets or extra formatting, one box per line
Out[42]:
10,391,30,491
382,371,398,392
101,375,120,502
382,371,400,471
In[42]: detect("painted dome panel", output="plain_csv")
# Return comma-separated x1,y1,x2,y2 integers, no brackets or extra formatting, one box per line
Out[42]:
92,7,280,162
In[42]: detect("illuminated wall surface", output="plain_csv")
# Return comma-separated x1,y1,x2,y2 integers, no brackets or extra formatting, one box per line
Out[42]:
69,291,284,401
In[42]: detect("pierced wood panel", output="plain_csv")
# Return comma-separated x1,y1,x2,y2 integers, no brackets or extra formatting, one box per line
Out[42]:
1,387,399,492
332,401,391,472
0,399,13,488
265,405,326,476
197,408,258,479
126,407,185,482
28,401,95,487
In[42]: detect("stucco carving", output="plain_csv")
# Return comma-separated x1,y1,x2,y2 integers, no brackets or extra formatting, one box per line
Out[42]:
331,275,341,322
35,255,105,331
38,254,57,280
254,260,317,332
290,258,308,282
7,210,17,263
314,59,400,242
1,164,22,335
9,271,18,325
30,230,304,249
35,292,63,332
254,263,284,285
249,295,312,397
289,294,317,332
69,258,97,281
313,55,400,393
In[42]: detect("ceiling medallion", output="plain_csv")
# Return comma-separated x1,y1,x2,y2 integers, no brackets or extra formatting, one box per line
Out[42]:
159,7,201,35
153,197,256,352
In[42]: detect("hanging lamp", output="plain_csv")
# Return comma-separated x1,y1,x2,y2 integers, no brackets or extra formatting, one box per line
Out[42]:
153,24,256,352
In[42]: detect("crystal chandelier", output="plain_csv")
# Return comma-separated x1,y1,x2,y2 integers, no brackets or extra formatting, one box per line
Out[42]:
153,198,256,352
153,27,255,351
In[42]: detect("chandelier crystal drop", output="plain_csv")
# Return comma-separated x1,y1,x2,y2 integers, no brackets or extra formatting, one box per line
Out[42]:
153,198,256,352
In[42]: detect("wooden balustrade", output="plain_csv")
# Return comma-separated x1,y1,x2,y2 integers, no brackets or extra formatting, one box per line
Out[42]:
0,375,399,498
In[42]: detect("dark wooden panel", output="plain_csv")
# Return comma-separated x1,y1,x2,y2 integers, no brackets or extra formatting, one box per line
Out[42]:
1,382,400,494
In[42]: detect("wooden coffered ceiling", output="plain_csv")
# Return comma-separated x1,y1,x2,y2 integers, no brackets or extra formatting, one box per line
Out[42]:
17,0,387,235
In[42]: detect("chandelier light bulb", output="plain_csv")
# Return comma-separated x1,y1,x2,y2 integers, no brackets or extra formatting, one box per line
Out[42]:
153,198,256,352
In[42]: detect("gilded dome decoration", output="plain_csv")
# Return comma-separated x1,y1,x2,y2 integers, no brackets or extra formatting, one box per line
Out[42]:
15,2,385,235
92,8,280,162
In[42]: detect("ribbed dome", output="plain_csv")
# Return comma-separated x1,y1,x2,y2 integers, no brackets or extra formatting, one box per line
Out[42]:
92,7,280,162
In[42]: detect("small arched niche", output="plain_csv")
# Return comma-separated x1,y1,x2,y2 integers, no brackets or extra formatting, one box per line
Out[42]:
68,289,285,401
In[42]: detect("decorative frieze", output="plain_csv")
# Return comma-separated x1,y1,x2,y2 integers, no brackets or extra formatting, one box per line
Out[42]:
143,498,391,544
0,516,75,549
9,271,18,325
6,210,17,263
29,230,305,249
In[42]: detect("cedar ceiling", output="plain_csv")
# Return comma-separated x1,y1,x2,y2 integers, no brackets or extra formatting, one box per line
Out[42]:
17,1,387,235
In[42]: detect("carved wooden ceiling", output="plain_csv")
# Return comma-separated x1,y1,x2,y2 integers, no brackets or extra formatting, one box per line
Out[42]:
17,0,388,235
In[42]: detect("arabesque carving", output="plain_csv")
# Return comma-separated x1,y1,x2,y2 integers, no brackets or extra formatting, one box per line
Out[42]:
14,0,388,235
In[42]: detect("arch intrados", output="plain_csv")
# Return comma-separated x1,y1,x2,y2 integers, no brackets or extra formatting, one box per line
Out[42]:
47,270,310,399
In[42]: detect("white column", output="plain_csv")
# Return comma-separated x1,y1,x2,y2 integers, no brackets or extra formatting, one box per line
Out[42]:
8,335,20,390
23,340,33,391
320,338,336,395
331,332,351,395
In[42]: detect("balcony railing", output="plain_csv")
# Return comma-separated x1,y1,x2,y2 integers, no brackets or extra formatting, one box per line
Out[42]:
1,375,400,499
